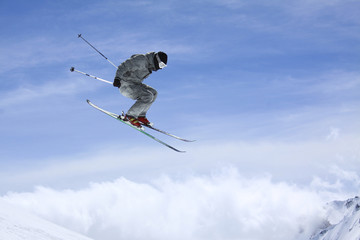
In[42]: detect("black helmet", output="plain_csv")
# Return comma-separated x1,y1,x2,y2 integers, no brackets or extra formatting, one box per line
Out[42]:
154,51,168,70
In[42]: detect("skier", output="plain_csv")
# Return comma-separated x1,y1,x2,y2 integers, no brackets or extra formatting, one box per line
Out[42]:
113,51,168,129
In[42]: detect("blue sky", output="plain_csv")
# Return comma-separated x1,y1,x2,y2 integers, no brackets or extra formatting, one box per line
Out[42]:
0,0,360,239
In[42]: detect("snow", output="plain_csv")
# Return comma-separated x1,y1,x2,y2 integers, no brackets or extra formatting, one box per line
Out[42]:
310,196,360,240
0,199,93,240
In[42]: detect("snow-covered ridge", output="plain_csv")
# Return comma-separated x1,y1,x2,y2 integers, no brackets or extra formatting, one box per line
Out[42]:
0,199,92,240
310,196,360,240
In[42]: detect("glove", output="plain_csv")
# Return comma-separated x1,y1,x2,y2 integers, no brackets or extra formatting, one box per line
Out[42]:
113,77,121,88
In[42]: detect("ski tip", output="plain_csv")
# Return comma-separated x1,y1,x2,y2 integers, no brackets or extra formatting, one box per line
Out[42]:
183,139,196,143
170,148,186,153
168,146,186,153
176,149,186,153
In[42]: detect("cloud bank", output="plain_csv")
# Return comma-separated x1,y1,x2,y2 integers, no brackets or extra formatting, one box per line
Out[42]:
3,167,358,240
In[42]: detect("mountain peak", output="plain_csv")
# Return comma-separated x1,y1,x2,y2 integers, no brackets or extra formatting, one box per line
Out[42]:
310,196,360,240
0,199,92,240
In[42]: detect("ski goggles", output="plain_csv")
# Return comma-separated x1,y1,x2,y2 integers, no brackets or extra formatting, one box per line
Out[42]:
156,53,167,69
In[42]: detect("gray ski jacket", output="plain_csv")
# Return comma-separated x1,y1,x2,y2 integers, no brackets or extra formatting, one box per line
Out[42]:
115,52,157,84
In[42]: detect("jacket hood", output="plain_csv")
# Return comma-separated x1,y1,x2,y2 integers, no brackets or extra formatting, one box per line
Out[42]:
145,52,157,71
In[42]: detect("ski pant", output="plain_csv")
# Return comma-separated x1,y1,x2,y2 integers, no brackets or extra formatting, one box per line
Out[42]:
119,81,157,118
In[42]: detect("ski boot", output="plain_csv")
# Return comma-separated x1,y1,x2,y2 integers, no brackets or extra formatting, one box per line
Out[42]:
124,115,144,130
137,116,153,127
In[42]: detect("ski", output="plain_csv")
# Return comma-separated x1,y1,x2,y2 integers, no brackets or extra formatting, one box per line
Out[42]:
142,125,195,142
86,100,186,153
115,112,194,142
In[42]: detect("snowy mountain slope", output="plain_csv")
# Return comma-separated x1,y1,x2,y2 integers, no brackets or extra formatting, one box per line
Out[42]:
0,199,93,240
310,196,360,240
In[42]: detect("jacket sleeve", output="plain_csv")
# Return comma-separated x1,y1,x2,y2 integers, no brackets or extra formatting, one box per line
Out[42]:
115,61,129,80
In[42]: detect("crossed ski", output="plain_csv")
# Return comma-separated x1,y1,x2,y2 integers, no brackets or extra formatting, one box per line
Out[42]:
86,100,194,153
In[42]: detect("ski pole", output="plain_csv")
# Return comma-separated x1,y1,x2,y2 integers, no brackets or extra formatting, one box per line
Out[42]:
70,67,112,85
78,34,118,69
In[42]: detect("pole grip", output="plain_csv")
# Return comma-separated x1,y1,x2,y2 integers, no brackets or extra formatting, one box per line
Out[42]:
70,67,112,85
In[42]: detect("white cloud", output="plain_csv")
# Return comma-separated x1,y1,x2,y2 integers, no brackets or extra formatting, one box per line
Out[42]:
0,81,83,108
329,166,360,187
326,127,340,141
1,127,359,194
0,67,103,109
4,167,355,240
0,37,81,74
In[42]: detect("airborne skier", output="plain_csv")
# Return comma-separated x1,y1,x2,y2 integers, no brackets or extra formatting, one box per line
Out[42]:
112,52,168,129
71,34,193,152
